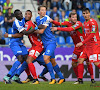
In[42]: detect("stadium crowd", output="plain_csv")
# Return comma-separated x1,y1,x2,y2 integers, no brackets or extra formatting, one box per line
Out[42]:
0,0,100,46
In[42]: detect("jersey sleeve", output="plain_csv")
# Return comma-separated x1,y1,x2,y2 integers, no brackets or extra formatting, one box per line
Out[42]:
42,16,50,26
25,22,31,31
53,20,69,26
90,20,97,33
15,20,25,33
57,21,82,31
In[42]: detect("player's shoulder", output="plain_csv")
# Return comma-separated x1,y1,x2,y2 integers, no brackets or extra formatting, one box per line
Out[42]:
36,16,40,20
43,15,50,21
90,18,97,24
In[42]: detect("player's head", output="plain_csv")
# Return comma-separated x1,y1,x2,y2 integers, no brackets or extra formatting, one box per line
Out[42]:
14,9,23,21
82,8,90,21
38,5,47,17
25,10,32,21
69,12,77,23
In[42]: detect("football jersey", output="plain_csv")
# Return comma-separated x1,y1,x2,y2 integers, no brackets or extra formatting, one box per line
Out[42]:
25,20,43,47
57,21,85,45
9,18,25,45
84,18,100,46
36,15,56,45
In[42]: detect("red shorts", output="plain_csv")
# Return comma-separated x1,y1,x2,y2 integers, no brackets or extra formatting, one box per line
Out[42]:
72,46,84,62
28,45,44,59
79,45,100,62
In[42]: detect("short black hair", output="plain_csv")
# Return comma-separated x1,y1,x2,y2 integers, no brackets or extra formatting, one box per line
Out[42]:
82,8,90,12
14,9,21,17
38,5,47,11
26,10,32,14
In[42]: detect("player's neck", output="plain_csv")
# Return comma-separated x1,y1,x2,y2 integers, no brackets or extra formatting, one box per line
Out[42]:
85,17,91,22
40,15,44,19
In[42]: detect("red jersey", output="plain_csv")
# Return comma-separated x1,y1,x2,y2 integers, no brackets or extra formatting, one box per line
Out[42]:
53,20,85,45
25,20,43,47
83,18,100,46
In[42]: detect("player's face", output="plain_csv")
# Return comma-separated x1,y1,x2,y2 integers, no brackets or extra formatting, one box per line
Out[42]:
70,14,77,23
25,11,32,21
16,11,23,20
82,10,90,21
39,7,46,17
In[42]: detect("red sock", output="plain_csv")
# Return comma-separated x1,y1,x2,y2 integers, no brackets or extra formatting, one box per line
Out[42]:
28,63,37,79
97,64,100,69
87,64,94,79
25,67,31,76
78,64,84,79
73,66,78,78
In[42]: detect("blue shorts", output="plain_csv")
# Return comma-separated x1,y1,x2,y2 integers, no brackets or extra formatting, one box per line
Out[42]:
10,42,28,57
32,54,46,66
42,43,56,59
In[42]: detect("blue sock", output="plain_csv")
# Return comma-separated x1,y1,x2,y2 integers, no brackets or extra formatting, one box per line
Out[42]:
8,60,21,76
40,67,48,76
53,64,64,79
10,68,19,78
46,62,55,79
16,61,28,76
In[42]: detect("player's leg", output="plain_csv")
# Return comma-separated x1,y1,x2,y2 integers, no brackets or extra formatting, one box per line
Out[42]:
50,57,65,84
77,58,85,84
26,55,39,84
3,45,25,84
36,55,48,81
11,45,28,83
86,60,95,83
44,43,56,84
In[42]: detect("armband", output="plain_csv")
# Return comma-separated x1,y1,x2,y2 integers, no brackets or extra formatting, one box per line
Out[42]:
35,27,38,30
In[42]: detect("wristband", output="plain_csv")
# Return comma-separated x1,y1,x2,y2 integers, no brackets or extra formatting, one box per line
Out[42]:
35,27,38,30
8,34,12,37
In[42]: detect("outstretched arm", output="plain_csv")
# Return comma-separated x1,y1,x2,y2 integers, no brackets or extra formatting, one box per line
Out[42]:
20,24,45,35
4,33,23,38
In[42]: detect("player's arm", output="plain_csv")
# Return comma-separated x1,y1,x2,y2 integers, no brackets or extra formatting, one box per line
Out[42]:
50,18,68,26
76,22,97,47
82,22,97,44
20,24,45,35
4,33,23,38
51,21,82,32
34,25,47,34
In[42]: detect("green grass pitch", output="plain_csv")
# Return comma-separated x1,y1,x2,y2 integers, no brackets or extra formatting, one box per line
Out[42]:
0,81,100,90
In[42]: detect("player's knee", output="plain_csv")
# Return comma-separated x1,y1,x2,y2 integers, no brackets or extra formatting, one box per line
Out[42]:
78,58,83,64
93,62,99,66
44,56,50,64
72,61,77,67
17,55,23,63
51,59,57,67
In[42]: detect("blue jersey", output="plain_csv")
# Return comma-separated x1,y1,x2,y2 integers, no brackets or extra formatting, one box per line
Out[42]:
36,15,56,45
9,18,25,45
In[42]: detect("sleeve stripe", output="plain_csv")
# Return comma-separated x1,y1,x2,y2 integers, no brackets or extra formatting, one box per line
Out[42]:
71,26,75,30
90,31,96,33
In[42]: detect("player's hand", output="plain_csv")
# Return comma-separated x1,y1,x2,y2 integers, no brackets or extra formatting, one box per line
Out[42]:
50,18,53,23
76,42,83,47
51,27,57,31
4,33,8,38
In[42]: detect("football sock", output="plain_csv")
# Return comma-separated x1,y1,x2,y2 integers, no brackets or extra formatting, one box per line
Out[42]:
87,64,94,79
73,66,78,78
28,63,37,79
40,67,48,76
16,61,28,76
97,64,100,69
53,64,64,79
46,62,55,79
78,63,84,79
8,60,21,76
